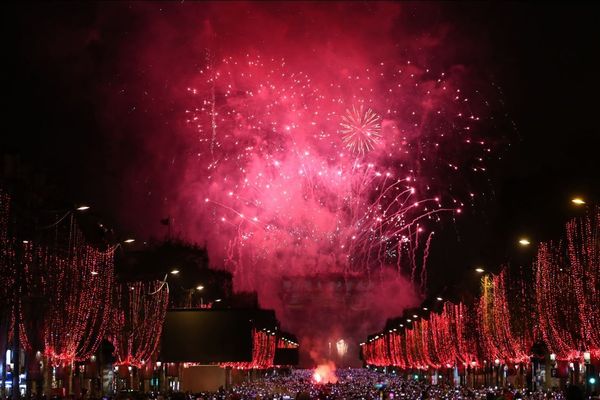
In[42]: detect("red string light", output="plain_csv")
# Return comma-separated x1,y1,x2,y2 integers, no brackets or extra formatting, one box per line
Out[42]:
477,271,529,364
535,207,599,360
110,281,169,367
220,329,277,369
37,216,116,365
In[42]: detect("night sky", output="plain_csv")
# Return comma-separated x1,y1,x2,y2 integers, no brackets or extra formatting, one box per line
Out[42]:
3,1,600,361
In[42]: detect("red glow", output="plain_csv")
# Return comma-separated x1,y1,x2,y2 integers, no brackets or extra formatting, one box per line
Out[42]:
312,361,338,384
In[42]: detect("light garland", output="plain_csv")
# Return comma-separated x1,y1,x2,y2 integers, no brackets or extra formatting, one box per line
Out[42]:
111,281,169,367
220,329,277,369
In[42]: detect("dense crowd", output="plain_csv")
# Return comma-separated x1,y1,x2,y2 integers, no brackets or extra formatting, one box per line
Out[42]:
186,368,591,400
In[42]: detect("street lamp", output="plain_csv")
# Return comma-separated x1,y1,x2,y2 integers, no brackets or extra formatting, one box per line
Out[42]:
475,267,485,273
571,197,586,205
124,238,135,243
170,269,180,275
196,285,204,291
518,238,530,246
436,297,443,301
76,205,90,211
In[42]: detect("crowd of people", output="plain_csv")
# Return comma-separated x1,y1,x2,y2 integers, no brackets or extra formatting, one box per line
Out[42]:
186,368,592,400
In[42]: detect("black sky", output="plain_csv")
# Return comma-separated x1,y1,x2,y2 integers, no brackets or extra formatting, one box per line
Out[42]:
3,1,600,300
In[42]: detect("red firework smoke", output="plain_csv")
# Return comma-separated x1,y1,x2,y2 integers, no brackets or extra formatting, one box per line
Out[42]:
94,2,503,364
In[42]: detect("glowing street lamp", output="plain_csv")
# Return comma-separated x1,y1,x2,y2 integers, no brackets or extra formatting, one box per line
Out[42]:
170,269,180,275
436,297,443,301
475,267,485,273
76,205,90,211
124,238,135,243
571,197,586,206
518,238,530,246
196,285,204,291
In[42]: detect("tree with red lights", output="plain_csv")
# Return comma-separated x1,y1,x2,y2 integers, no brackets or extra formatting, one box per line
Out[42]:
39,218,115,364
110,281,169,367
535,207,599,360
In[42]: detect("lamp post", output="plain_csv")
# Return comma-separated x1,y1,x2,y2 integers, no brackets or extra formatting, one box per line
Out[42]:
584,351,591,394
495,359,501,387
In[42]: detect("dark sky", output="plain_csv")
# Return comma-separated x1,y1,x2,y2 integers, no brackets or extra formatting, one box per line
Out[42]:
3,1,600,301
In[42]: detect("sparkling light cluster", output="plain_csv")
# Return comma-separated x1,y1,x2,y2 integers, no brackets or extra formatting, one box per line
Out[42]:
340,105,382,155
184,54,494,290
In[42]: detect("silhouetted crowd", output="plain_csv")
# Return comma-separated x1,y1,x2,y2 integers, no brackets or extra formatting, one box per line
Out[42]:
187,368,591,400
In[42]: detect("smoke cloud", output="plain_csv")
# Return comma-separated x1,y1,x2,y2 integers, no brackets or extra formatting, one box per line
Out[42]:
89,2,496,365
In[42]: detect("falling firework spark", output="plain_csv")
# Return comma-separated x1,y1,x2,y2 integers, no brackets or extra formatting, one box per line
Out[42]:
340,105,382,155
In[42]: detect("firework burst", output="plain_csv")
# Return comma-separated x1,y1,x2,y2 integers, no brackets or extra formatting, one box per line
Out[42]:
340,105,382,155
182,54,498,291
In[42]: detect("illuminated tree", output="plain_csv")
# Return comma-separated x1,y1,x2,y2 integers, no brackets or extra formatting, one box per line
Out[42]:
39,218,115,364
220,329,277,369
110,281,169,367
535,207,600,359
430,303,457,367
477,270,530,363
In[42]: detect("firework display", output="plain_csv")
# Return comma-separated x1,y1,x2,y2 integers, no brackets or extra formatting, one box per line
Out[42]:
340,105,382,155
362,207,600,367
5,1,600,398
184,54,497,292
